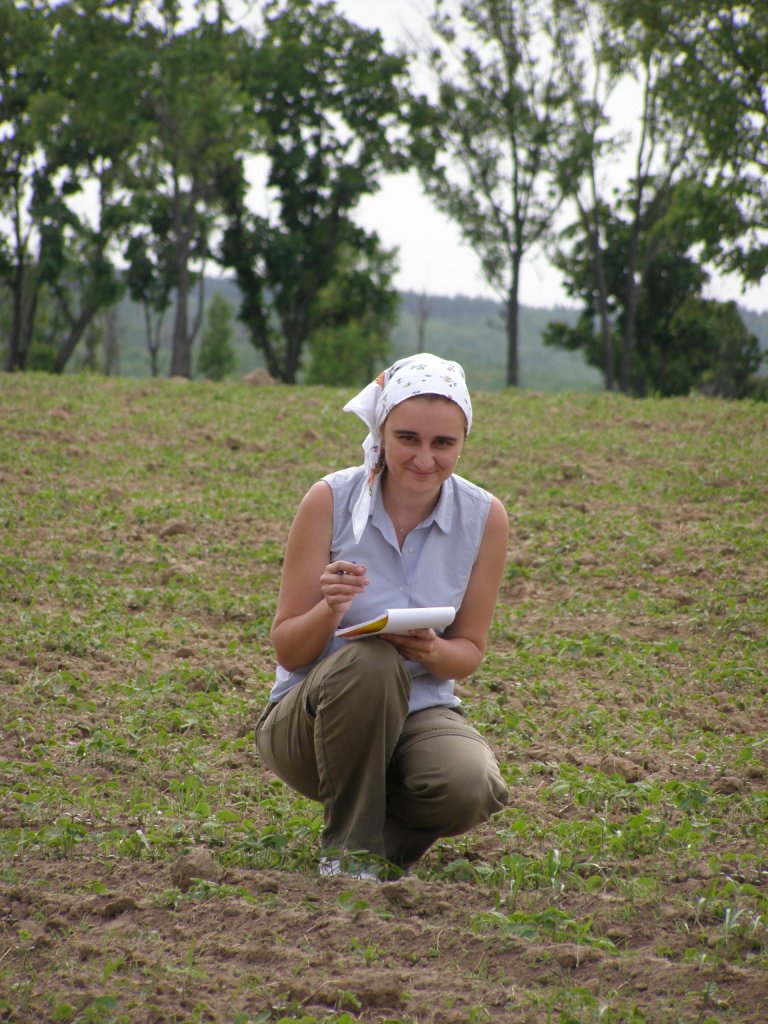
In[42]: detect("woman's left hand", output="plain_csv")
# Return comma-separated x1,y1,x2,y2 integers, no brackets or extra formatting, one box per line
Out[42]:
382,628,438,665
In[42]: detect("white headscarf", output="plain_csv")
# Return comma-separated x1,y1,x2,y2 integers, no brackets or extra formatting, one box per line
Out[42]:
343,353,473,542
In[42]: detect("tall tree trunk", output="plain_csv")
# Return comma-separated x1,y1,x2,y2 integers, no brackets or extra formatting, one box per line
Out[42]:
618,172,647,393
169,182,192,378
144,303,162,378
103,306,120,376
190,274,205,349
170,256,191,378
54,303,97,373
6,249,36,371
416,291,430,348
505,261,521,388
6,171,28,370
620,61,656,394
621,226,660,394
619,278,640,394
584,213,615,391
6,267,26,371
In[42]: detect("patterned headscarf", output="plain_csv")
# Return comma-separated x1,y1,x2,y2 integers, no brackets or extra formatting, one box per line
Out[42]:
343,353,473,542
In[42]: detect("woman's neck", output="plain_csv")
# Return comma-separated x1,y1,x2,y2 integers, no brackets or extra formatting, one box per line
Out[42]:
381,473,441,537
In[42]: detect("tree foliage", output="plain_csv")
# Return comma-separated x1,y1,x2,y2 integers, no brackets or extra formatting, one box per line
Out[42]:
219,0,409,383
1,0,58,370
421,0,567,387
304,239,398,385
0,0,764,393
123,2,251,378
539,0,766,396
1,0,406,381
0,0,143,371
544,188,766,397
630,0,768,283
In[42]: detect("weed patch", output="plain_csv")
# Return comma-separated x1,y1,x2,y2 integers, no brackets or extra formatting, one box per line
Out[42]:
1,376,766,1022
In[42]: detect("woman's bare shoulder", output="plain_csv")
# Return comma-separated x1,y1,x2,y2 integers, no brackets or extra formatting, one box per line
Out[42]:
297,479,333,513
486,494,509,534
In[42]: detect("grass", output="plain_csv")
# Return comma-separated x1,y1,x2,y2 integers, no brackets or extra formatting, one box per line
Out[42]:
0,372,767,1023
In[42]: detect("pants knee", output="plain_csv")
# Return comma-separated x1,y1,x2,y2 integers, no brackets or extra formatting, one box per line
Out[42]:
338,637,403,671
309,639,411,721
393,755,505,837
324,639,410,695
442,756,508,828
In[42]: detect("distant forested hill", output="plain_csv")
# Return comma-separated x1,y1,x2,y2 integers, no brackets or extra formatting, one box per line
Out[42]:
393,291,598,391
109,277,766,392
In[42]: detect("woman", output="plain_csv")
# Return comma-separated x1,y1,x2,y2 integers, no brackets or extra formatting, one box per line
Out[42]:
256,353,509,878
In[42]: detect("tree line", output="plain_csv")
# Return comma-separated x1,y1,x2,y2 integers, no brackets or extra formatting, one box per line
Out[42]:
1,0,766,398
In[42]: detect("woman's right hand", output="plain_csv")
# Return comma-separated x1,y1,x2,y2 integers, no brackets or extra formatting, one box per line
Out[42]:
320,561,369,614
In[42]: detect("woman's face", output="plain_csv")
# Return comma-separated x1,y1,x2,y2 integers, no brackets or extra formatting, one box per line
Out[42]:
381,396,467,497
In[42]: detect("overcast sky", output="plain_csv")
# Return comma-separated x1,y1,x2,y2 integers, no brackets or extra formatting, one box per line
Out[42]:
333,0,768,312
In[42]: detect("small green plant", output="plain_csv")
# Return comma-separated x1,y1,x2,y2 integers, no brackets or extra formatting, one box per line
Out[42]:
349,937,383,965
471,906,617,951
2,378,766,1023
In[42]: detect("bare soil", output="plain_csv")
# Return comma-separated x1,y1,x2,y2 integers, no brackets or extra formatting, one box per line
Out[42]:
1,382,767,1023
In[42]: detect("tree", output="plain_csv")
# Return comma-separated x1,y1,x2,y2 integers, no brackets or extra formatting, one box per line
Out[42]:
303,239,399,385
0,0,144,372
546,0,629,390
220,0,414,383
544,191,766,398
125,3,250,378
42,0,151,372
197,291,236,381
419,0,567,387
666,299,765,400
629,0,768,287
544,0,752,393
123,231,172,378
0,0,53,370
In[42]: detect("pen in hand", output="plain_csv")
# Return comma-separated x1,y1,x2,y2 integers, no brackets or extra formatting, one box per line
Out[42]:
325,560,367,614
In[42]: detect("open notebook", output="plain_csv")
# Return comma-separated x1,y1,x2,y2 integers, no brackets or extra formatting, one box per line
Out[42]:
335,606,456,639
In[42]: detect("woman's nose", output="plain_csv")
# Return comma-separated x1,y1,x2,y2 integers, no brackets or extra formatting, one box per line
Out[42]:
412,446,434,469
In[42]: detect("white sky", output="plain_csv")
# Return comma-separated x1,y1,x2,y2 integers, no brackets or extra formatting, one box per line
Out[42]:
334,0,768,312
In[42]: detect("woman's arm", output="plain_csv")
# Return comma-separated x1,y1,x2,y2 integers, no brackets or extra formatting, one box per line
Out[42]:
270,481,369,671
384,496,509,680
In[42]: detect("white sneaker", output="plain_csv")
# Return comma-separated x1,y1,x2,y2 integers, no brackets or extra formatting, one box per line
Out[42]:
319,857,379,881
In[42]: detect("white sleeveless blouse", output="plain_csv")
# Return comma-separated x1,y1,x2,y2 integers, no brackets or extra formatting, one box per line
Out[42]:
270,466,492,712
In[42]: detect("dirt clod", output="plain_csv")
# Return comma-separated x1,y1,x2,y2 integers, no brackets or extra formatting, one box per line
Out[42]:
170,850,223,891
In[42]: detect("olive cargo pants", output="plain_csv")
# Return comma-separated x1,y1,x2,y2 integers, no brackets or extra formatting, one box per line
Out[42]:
256,638,508,867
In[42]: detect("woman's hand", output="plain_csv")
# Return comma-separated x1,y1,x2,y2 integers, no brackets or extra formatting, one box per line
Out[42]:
382,628,438,664
320,561,369,615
